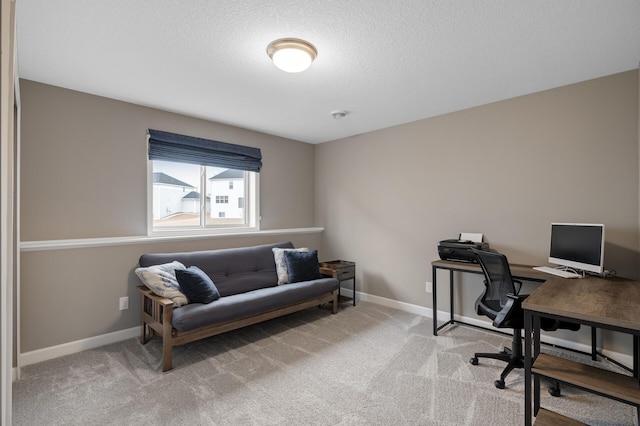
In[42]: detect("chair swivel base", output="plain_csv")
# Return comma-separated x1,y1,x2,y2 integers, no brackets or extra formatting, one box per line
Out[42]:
469,348,563,396
470,346,524,389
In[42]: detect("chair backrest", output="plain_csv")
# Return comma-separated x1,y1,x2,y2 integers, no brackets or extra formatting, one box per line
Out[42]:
470,249,518,308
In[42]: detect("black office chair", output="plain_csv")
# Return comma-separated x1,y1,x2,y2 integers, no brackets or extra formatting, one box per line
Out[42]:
468,249,579,392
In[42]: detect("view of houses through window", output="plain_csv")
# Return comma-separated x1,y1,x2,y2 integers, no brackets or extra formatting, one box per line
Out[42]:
152,160,250,229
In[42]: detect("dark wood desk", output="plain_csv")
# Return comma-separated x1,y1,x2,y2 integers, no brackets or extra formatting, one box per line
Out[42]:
431,259,548,336
523,276,640,425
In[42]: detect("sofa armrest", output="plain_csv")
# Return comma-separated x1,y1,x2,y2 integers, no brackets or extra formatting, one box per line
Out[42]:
137,284,174,307
137,285,176,371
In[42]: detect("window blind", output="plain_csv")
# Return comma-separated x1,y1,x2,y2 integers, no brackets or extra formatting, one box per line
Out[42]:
147,129,262,172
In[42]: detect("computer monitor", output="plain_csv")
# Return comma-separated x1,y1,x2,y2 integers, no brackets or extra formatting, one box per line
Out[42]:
548,223,605,274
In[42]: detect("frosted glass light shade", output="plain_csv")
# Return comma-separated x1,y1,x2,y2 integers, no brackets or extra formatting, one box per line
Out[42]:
267,38,317,73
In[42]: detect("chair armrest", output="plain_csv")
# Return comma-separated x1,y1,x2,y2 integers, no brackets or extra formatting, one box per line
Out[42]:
492,293,527,328
513,279,523,294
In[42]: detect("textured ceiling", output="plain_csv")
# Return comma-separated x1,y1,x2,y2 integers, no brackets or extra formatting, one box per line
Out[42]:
16,1,640,144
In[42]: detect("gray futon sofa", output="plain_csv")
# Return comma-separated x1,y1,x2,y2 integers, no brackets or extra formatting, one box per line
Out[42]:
136,241,339,371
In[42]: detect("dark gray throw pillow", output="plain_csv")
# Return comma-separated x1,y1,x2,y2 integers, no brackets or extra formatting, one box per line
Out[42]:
175,266,220,304
284,249,322,283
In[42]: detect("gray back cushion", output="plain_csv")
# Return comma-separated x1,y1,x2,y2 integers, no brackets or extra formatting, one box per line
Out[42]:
139,241,294,297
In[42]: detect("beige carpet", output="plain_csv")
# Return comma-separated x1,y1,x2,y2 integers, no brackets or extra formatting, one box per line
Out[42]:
13,302,637,425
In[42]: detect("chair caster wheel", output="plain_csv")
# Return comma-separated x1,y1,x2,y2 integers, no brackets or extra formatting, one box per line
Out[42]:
548,386,561,397
469,357,478,365
494,380,505,389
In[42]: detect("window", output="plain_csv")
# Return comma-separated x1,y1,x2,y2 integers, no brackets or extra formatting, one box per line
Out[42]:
148,129,261,234
151,161,258,231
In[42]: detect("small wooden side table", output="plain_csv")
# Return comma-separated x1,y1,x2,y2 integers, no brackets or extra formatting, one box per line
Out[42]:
319,260,356,306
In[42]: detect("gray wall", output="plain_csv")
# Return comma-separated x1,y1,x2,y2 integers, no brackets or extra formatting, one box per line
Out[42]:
19,71,640,357
315,70,639,353
20,80,316,240
19,80,320,352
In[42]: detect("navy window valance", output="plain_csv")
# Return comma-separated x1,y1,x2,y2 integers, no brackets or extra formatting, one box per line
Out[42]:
147,129,262,173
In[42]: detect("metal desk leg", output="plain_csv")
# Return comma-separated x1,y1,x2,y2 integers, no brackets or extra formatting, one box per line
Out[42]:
432,266,456,336
449,269,454,325
635,337,640,426
352,274,356,306
634,334,639,379
524,310,533,426
524,311,543,426
533,314,541,417
592,327,597,361
432,265,438,336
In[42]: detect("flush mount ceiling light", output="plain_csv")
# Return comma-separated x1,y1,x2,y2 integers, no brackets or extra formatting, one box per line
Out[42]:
267,38,317,73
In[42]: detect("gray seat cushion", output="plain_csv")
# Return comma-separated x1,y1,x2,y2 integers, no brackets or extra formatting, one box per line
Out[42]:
171,277,338,332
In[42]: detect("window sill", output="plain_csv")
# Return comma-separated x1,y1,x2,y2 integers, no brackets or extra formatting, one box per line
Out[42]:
20,227,324,252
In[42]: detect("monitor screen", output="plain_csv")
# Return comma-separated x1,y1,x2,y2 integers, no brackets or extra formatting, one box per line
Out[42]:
548,223,605,273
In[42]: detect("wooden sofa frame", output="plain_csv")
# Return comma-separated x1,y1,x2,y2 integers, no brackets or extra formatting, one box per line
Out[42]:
137,285,338,372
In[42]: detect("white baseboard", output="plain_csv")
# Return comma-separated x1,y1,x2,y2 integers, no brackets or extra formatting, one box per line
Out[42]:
19,326,139,368
17,288,634,372
342,287,433,318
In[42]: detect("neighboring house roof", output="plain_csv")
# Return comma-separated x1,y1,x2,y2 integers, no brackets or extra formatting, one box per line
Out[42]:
210,169,243,180
153,172,195,188
183,191,210,200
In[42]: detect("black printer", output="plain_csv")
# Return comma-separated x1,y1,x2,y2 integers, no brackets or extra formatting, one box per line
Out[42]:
438,238,490,263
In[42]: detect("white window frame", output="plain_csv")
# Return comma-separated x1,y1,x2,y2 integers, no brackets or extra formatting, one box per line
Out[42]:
147,159,260,236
